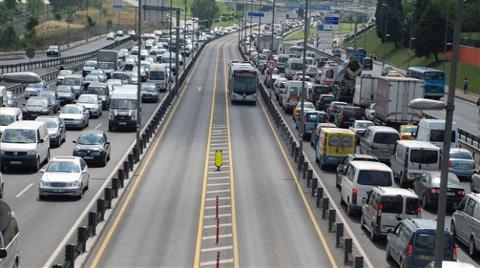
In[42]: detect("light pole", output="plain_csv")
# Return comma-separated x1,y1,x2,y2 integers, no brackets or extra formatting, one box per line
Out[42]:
258,0,262,42
136,0,142,153
382,3,388,65
407,37,415,68
408,0,464,267
250,0,253,39
271,0,275,52
169,0,173,88
299,0,309,154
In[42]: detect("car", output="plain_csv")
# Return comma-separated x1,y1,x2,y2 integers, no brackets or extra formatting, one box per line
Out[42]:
25,81,48,99
0,200,20,266
89,70,107,82
111,71,130,84
381,65,394,76
35,116,66,147
59,104,89,129
77,94,102,118
106,32,115,40
399,124,418,140
38,90,60,113
116,30,124,37
386,219,457,268
471,171,480,193
141,83,160,103
293,102,315,121
451,193,480,258
424,261,476,268
335,154,380,188
5,91,17,108
22,97,53,120
306,65,319,78
349,120,374,141
46,45,61,57
57,70,73,85
118,48,129,60
326,101,347,122
62,75,83,98
365,103,375,121
87,83,110,110
0,107,22,135
38,156,89,199
56,85,76,105
296,110,327,140
316,94,335,112
360,126,400,163
106,79,123,95
82,60,97,77
449,148,476,180
310,84,330,105
72,130,111,166
82,74,101,90
310,122,336,149
128,30,136,37
334,106,365,128
413,171,465,210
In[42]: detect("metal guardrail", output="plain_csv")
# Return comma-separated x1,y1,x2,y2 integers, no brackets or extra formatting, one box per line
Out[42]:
0,37,132,74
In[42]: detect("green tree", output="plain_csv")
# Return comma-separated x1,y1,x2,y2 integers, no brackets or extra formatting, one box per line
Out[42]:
375,0,404,47
0,25,19,49
26,0,44,17
106,19,113,30
24,16,38,44
86,15,96,28
413,2,446,61
191,0,219,28
4,0,17,10
463,0,480,33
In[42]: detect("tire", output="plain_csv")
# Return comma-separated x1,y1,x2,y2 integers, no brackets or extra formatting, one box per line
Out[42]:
102,155,108,167
400,258,406,268
386,247,393,262
33,157,40,172
469,236,478,258
0,183,3,199
109,125,113,132
360,215,365,229
77,184,83,199
400,173,406,188
347,199,354,216
370,224,377,241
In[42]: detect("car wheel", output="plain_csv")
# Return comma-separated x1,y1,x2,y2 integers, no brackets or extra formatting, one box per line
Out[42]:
38,194,44,200
347,199,354,216
33,157,40,172
102,155,108,167
360,215,365,229
107,153,110,161
399,173,406,188
422,193,429,209
386,246,393,262
370,224,377,241
469,236,478,257
400,258,406,268
77,184,83,199
0,183,3,199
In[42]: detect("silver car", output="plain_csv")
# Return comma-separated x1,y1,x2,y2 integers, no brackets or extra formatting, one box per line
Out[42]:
77,94,102,118
449,148,476,180
36,116,66,147
38,156,89,199
451,193,480,257
59,104,89,129
25,81,48,99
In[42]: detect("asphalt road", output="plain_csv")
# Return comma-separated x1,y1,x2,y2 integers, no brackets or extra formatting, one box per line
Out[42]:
1,40,193,267
84,34,336,267
0,36,130,66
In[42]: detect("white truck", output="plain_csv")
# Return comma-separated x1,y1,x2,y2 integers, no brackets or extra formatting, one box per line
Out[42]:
108,84,138,132
353,74,377,108
97,50,118,79
374,76,424,127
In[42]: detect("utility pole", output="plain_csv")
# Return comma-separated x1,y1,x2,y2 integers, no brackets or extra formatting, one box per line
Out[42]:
136,0,142,155
271,0,275,52
382,3,388,65
249,0,253,41
258,0,262,42
299,0,309,154
175,10,180,95
183,0,187,71
169,0,173,87
86,0,89,41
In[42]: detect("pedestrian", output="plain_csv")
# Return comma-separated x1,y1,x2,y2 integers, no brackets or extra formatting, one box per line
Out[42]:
464,77,469,94
59,65,64,71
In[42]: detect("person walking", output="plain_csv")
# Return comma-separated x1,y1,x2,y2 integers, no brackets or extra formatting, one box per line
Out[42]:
464,77,469,94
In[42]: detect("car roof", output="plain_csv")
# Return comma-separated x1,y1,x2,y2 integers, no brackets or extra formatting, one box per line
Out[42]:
349,160,391,171
349,153,378,161
0,107,21,115
80,130,104,135
373,186,418,198
396,140,440,149
7,120,45,129
51,156,82,162
353,120,373,124
403,218,448,231
449,148,470,153
366,126,399,133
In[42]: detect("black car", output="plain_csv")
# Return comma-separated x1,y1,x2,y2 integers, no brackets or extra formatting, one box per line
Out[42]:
141,83,160,103
73,130,111,166
413,171,465,210
46,45,61,57
334,106,364,128
316,94,335,112
311,85,330,105
22,97,53,119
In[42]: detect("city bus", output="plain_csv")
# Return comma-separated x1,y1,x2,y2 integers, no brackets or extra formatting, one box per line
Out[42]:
407,67,445,99
228,61,258,104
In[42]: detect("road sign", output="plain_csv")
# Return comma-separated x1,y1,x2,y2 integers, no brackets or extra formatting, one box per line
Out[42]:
26,48,35,59
267,60,276,70
324,15,340,25
248,12,264,17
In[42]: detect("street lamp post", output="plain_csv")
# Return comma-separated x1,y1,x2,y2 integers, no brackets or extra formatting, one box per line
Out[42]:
407,37,415,68
271,0,275,52
136,0,142,153
408,1,464,267
250,0,253,39
299,0,309,154
382,3,388,65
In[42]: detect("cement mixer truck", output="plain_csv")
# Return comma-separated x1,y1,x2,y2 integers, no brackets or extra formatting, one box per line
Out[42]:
332,59,362,103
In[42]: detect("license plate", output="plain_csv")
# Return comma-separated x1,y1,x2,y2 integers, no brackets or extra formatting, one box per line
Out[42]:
52,188,64,193
418,255,434,261
118,122,127,125
9,161,21,164
447,192,456,196
83,156,94,159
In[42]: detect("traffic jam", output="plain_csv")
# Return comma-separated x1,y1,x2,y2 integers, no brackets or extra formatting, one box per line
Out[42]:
243,26,480,267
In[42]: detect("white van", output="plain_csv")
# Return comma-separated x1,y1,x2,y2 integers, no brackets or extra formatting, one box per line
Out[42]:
340,161,394,215
277,54,290,72
415,119,459,149
0,200,20,268
0,120,50,172
0,108,22,135
281,80,304,113
285,58,303,80
148,63,169,92
391,140,441,187
361,187,420,240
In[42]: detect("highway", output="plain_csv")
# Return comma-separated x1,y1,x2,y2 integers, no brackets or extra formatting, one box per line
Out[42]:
83,34,338,267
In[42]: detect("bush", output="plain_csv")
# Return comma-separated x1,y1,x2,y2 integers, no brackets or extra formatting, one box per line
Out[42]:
0,25,19,50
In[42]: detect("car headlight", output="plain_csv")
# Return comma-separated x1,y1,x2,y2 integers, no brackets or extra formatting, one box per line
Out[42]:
70,181,81,187
40,181,49,187
26,150,36,155
131,112,138,121
50,132,59,138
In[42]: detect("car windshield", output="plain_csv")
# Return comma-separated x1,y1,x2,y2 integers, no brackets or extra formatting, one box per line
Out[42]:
410,149,438,164
450,150,473,159
415,233,451,250
78,132,103,145
37,119,57,128
150,71,165,80
431,173,461,185
63,78,80,86
88,87,107,95
78,95,97,103
2,129,36,143
62,106,82,114
373,133,399,144
300,103,315,110
27,98,48,107
112,73,128,80
85,61,96,67
402,126,417,134
46,161,80,173
357,170,392,186
98,62,115,69
424,72,445,81
306,113,318,123
291,63,303,70
355,122,374,129
0,115,15,126
142,85,156,92
343,108,362,117
110,99,137,109
29,83,43,88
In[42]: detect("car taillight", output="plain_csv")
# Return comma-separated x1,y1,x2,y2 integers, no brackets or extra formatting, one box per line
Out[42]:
416,204,421,216
406,243,414,257
352,188,358,205
458,190,465,196
473,162,476,169
449,160,453,167
452,246,458,260
430,188,440,194
377,202,383,225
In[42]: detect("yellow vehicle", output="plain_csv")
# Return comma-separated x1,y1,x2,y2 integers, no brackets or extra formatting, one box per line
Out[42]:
315,128,356,169
400,124,418,140
293,101,315,120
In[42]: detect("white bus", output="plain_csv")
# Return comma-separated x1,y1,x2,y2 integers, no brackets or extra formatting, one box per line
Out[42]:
228,61,258,104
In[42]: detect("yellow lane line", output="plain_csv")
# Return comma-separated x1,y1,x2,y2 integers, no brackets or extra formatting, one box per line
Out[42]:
222,39,239,268
89,38,214,268
193,41,224,267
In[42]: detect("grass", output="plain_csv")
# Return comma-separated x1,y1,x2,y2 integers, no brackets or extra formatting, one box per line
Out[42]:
348,30,480,94
284,23,360,41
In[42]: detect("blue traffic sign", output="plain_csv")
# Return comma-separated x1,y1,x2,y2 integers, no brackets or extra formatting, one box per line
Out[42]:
285,2,304,8
248,12,264,17
324,16,340,25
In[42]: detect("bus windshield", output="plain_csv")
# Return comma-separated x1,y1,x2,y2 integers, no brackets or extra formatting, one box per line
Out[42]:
233,76,257,95
424,72,444,80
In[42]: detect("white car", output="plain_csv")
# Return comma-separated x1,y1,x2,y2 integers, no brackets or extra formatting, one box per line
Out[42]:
25,81,48,99
106,32,115,40
77,94,102,118
39,156,89,199
59,104,89,129
365,103,375,121
57,70,73,85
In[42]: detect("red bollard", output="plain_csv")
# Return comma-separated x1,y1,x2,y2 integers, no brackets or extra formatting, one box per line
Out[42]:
216,252,220,268
216,218,220,245
216,195,219,219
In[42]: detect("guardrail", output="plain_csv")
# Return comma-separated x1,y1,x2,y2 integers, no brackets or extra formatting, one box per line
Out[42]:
0,36,132,74
48,35,217,268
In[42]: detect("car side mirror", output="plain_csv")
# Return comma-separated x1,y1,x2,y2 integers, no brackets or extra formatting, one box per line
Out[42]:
0,248,7,258
386,228,394,234
106,141,111,146
336,165,343,173
39,138,44,143
22,103,25,106
72,140,77,144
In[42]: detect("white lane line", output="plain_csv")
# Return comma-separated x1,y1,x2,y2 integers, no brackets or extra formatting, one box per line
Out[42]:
207,182,230,187
201,245,233,252
209,160,229,163
207,176,230,180
207,171,229,174
200,259,233,266
94,123,103,130
206,196,230,201
206,189,230,194
202,234,232,240
15,183,34,198
204,223,232,229
204,213,232,219
205,205,231,210
209,165,230,169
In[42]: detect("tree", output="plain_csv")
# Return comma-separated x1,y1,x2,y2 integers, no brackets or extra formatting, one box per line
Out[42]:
4,0,17,10
374,0,404,47
24,16,39,44
86,15,96,28
0,25,19,49
413,2,446,61
463,1,480,33
191,0,219,28
106,19,113,30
